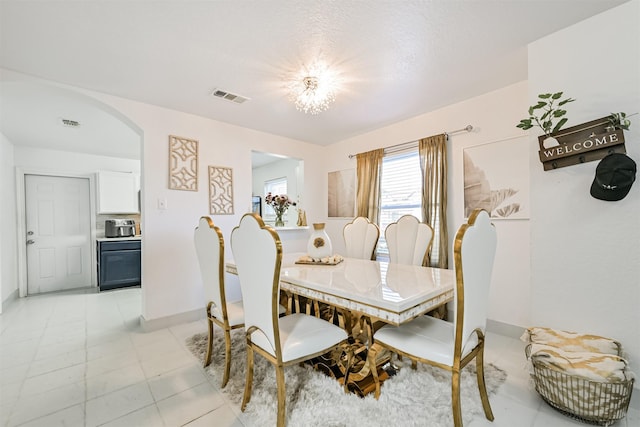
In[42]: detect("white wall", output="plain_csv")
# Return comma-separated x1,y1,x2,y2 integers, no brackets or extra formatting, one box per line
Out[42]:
323,82,532,328
528,0,640,375
1,70,325,323
13,146,141,175
0,133,18,312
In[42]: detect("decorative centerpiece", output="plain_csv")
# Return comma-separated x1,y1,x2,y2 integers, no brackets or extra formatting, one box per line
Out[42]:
265,192,296,227
306,223,333,259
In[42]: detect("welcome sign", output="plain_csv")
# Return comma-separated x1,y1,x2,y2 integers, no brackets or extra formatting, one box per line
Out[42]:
538,117,626,171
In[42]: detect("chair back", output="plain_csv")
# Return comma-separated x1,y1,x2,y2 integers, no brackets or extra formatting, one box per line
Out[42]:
194,216,227,319
230,213,283,355
385,215,433,266
343,216,380,260
453,209,497,354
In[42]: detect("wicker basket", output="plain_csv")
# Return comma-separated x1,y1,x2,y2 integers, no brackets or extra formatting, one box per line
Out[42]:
526,345,634,426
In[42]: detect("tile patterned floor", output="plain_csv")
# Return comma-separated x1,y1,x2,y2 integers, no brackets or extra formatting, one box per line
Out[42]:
1,288,637,426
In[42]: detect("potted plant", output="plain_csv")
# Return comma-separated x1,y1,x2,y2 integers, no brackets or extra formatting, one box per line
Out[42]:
517,92,575,148
606,112,631,132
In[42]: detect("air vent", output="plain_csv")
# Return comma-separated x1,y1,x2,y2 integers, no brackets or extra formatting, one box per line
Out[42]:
210,88,250,104
60,118,81,128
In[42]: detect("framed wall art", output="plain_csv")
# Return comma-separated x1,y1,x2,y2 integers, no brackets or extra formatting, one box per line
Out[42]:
209,166,234,214
328,168,356,218
169,135,198,191
463,136,529,220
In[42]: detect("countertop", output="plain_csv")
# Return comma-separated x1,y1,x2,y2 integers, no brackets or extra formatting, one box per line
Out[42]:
97,236,142,242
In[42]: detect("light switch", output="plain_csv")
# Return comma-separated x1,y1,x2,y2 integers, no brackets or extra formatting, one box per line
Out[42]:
158,198,168,210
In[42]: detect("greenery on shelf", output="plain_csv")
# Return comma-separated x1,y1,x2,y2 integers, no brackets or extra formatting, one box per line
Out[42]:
606,112,631,131
517,92,575,138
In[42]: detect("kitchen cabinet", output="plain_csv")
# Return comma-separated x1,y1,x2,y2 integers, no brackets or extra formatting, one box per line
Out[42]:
97,239,141,291
97,171,139,214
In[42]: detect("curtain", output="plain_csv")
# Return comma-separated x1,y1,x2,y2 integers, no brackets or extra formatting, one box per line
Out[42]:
355,148,383,224
419,134,448,269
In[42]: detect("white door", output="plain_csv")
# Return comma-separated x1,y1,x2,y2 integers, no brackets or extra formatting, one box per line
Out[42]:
25,175,92,294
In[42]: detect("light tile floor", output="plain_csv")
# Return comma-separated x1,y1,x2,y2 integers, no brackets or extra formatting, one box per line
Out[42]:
1,288,637,427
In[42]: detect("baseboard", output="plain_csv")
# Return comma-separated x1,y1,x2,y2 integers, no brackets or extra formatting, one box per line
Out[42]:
139,307,204,332
486,318,525,339
1,288,19,313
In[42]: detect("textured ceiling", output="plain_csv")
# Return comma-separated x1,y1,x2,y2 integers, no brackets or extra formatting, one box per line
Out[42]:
0,1,629,159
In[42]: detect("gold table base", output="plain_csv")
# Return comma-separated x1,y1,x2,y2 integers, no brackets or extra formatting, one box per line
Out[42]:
296,298,397,397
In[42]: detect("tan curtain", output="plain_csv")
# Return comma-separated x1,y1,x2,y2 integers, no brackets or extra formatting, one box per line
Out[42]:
419,134,448,269
355,148,383,224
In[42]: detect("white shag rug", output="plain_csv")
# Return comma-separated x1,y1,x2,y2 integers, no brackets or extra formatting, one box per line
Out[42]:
186,329,507,427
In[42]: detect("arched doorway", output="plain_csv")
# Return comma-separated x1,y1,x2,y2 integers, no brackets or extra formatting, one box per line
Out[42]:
0,81,144,305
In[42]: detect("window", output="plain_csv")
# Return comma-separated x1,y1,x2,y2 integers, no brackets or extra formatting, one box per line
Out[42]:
263,177,287,217
377,150,422,259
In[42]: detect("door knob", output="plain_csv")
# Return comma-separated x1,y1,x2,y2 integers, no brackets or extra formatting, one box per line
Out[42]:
26,240,35,245
27,231,34,235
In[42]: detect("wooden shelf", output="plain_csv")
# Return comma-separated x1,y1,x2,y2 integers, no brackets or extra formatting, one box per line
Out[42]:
537,117,626,171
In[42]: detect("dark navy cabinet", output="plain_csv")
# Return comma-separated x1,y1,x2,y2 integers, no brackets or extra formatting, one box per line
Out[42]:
97,239,141,291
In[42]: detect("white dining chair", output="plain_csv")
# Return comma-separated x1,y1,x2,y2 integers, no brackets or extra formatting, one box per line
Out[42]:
231,213,351,427
343,216,380,260
372,209,497,427
194,216,244,388
385,215,433,266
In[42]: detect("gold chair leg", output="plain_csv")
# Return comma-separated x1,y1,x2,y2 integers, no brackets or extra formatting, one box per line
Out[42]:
204,318,213,368
476,347,494,421
452,369,462,427
241,345,254,411
276,364,286,427
221,328,232,388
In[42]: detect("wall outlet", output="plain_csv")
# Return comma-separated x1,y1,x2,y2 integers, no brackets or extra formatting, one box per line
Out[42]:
157,198,168,210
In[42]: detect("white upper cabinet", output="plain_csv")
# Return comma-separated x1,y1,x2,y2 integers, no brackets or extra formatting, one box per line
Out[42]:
97,171,140,214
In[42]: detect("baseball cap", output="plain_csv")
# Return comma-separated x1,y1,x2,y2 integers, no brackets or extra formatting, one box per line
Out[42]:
590,153,636,201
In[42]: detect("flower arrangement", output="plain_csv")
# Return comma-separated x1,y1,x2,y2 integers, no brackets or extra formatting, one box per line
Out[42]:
265,192,296,226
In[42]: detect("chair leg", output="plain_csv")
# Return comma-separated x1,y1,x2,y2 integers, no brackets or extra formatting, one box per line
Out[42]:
241,346,254,411
221,328,232,388
451,369,462,427
476,347,495,421
204,318,214,368
276,364,286,427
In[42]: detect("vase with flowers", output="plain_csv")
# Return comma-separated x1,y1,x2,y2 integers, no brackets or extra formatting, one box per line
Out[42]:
265,192,296,227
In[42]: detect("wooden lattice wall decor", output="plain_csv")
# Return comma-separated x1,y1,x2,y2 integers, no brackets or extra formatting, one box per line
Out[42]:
168,135,198,191
209,166,234,214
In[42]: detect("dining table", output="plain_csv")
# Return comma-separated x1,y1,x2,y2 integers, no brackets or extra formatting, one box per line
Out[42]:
225,253,455,395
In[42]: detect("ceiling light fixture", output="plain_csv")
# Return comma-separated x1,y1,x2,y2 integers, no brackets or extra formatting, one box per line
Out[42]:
288,60,338,115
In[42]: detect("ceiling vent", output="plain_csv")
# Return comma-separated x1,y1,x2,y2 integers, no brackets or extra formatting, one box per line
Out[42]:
60,118,81,128
210,88,250,104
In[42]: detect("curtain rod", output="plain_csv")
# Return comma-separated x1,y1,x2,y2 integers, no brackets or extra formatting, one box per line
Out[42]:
348,125,473,159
